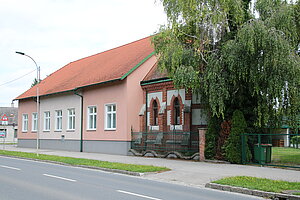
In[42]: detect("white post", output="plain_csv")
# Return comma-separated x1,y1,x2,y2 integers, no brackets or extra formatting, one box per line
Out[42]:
16,51,40,156
36,66,40,155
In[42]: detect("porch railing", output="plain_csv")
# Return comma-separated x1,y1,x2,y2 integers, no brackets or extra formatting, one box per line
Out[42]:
131,131,199,155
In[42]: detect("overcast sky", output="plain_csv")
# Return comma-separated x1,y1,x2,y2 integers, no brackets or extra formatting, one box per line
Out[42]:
0,0,167,107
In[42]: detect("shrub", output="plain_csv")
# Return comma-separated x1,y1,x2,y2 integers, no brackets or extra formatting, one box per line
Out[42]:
225,110,251,163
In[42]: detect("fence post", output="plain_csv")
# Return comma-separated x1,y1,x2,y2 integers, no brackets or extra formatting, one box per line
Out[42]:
297,128,299,149
198,128,207,161
241,133,246,164
258,134,262,165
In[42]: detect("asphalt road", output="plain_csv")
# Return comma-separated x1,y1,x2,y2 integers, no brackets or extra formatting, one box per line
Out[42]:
0,156,261,200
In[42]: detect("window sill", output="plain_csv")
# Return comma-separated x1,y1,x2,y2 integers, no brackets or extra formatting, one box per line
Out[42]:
66,129,75,132
43,130,50,132
31,131,37,133
104,128,116,131
170,125,183,131
54,130,62,132
149,125,159,131
86,129,97,132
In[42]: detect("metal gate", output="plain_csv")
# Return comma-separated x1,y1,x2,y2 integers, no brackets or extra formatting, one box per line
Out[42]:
241,129,300,169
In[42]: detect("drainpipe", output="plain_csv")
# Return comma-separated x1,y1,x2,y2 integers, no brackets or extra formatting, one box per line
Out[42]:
145,90,148,132
145,90,148,151
74,90,83,152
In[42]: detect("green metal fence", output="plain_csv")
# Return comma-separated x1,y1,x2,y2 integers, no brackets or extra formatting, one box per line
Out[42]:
241,130,300,169
131,131,199,156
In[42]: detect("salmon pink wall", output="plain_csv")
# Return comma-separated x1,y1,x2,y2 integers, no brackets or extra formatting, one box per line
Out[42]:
82,55,157,142
82,81,128,141
18,99,37,139
126,55,158,139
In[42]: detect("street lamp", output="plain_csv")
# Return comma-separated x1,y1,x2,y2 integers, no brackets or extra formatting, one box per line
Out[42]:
16,51,40,156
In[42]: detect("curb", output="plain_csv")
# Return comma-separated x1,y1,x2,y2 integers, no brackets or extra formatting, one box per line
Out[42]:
0,154,144,177
205,183,300,200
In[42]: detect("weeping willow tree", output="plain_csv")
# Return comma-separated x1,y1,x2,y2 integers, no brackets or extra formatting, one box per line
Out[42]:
153,0,300,128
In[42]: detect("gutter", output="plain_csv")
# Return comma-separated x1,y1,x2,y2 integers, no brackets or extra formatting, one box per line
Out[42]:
140,77,172,86
74,90,84,152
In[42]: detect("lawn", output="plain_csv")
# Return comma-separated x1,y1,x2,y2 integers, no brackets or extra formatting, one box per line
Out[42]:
272,147,300,166
213,176,300,194
0,150,170,173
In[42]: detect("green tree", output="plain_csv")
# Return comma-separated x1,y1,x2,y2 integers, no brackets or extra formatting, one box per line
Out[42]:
31,78,38,87
205,116,221,159
153,0,300,127
225,110,251,163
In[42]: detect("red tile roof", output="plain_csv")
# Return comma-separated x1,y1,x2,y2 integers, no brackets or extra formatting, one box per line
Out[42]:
16,36,155,100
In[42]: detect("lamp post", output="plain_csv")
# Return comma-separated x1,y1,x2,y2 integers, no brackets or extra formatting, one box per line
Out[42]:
16,51,40,156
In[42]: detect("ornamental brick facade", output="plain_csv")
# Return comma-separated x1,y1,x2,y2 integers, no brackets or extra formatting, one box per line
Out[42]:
140,80,207,133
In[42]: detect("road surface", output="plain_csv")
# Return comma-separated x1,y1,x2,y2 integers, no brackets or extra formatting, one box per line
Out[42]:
0,156,261,200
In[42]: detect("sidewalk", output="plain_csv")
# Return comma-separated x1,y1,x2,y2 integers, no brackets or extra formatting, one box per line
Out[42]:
2,145,300,188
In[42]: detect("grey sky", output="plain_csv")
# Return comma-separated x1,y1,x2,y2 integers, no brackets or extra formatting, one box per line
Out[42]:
0,0,166,107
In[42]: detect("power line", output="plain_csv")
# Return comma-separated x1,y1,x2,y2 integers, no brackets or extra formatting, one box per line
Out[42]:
0,69,36,87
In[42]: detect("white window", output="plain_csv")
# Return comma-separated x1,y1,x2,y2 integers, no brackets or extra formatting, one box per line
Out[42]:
105,104,116,130
32,113,38,131
67,108,75,130
44,111,50,131
87,106,97,130
22,114,28,132
55,110,62,131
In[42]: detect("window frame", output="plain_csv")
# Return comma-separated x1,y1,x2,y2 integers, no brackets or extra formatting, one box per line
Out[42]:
67,108,75,131
32,112,38,132
87,106,97,130
152,100,158,126
22,114,28,132
55,110,63,131
43,111,51,131
105,104,116,130
173,97,181,125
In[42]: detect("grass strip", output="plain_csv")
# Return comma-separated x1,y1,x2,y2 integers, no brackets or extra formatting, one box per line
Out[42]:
212,176,300,194
0,150,170,173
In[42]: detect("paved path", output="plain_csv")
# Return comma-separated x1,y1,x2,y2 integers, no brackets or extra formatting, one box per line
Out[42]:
3,145,300,188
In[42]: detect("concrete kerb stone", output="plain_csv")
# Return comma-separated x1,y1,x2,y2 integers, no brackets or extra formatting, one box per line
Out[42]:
230,186,248,194
221,185,232,192
251,190,267,197
205,183,300,200
0,154,144,177
207,183,223,190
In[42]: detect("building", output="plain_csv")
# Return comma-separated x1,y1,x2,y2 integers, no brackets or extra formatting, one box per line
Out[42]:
15,36,208,156
0,106,18,143
130,64,207,158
